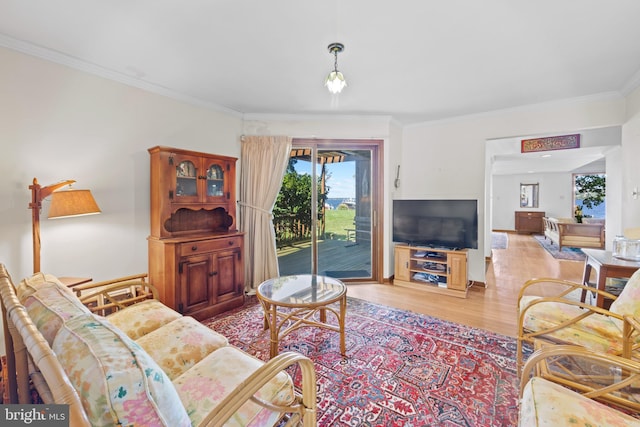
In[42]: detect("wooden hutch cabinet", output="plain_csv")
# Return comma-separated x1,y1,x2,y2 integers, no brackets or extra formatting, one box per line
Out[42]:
147,146,244,320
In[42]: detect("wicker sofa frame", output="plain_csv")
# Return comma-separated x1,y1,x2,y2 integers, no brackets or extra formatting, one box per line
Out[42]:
0,264,317,426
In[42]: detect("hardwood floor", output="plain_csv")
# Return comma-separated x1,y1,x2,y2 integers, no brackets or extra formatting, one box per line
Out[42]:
348,232,585,337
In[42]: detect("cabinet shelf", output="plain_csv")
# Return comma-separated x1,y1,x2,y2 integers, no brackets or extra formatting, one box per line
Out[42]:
394,245,468,298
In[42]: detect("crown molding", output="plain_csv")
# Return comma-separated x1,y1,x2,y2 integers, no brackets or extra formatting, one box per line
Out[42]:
404,91,624,129
242,112,393,124
0,33,243,118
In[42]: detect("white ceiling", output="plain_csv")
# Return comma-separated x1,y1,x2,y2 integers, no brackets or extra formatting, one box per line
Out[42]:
2,0,640,126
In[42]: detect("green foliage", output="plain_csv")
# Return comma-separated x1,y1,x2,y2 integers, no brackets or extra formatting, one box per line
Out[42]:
273,158,328,236
575,174,606,209
274,169,312,228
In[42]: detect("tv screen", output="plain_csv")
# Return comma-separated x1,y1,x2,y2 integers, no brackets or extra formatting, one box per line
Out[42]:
392,199,478,249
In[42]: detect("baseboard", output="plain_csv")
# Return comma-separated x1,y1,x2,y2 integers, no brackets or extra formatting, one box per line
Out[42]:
468,280,487,289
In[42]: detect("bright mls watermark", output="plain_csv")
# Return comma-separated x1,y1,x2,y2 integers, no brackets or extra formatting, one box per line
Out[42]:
1,405,68,426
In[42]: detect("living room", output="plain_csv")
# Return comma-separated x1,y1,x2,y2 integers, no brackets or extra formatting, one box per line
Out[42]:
3,3,640,424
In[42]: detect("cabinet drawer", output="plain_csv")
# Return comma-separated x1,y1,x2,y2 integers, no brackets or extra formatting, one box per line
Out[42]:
180,237,242,256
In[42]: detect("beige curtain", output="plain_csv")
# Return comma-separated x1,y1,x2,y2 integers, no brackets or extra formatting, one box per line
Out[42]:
239,135,292,293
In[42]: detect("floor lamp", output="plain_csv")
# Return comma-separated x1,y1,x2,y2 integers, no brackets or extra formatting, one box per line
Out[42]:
29,177,101,274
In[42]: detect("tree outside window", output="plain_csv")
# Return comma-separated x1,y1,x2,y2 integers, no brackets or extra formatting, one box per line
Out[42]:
573,173,606,220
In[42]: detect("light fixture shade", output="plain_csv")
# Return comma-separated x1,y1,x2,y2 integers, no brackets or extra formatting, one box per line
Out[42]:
325,70,347,94
48,189,101,219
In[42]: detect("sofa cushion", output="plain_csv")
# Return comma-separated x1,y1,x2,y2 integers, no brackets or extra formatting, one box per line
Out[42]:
16,272,75,300
21,282,92,345
52,314,191,427
106,299,182,339
519,376,640,426
173,346,295,427
137,316,229,379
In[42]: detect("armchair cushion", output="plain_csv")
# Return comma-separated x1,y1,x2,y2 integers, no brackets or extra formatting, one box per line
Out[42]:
609,269,640,317
520,376,640,426
174,346,295,427
52,314,191,427
519,295,624,354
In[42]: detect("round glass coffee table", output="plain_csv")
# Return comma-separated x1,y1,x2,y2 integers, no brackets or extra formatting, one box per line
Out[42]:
256,274,347,358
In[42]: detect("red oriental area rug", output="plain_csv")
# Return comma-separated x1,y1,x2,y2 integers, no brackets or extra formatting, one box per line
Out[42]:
203,296,520,426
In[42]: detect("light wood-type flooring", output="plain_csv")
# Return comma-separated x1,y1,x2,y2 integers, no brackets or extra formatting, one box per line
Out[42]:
348,232,585,337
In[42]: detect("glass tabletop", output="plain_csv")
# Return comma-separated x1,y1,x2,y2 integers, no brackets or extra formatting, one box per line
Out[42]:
257,274,346,306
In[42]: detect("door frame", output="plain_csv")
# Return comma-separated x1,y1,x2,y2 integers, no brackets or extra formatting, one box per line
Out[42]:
292,138,384,284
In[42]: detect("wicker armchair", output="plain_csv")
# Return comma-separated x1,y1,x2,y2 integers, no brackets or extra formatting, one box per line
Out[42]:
519,344,640,425
517,269,640,373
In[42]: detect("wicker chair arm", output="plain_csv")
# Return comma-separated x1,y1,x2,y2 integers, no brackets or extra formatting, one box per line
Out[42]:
199,351,317,427
75,274,158,315
517,277,619,306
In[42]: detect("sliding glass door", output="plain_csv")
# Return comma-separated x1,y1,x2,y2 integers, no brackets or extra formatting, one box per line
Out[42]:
275,139,381,282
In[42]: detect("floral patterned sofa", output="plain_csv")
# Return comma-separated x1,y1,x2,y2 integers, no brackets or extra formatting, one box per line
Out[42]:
0,264,317,426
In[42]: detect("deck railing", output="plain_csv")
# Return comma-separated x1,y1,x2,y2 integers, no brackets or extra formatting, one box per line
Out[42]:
274,215,312,245
274,214,331,245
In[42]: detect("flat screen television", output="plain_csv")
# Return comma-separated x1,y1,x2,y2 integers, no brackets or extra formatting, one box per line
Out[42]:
392,199,478,249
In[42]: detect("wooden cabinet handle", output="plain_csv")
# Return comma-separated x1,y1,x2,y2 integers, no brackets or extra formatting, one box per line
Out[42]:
209,271,217,276
228,240,234,245
191,245,197,251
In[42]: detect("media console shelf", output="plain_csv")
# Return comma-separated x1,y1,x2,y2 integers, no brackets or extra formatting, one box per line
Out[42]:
393,245,469,298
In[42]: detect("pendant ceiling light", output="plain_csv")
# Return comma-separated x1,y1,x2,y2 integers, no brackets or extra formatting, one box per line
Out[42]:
325,42,346,94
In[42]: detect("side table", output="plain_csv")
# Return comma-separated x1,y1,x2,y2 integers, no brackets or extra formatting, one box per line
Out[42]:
581,249,640,308
257,274,347,358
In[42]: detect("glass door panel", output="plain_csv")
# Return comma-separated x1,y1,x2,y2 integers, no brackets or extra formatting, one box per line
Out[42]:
317,149,372,278
276,141,378,282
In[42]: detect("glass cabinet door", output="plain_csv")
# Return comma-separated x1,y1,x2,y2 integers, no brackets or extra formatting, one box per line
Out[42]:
176,159,198,199
206,164,225,197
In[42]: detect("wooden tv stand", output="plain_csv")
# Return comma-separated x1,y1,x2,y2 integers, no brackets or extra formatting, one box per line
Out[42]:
393,245,469,298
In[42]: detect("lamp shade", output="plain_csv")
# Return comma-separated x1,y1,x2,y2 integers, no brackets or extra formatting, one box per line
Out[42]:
325,70,347,94
48,189,101,219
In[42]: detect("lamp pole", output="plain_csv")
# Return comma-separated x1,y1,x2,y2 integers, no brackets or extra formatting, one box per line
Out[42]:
29,178,75,273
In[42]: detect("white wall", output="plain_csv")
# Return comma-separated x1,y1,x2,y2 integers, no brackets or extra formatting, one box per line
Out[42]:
0,47,243,284
492,172,571,230
622,86,640,231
